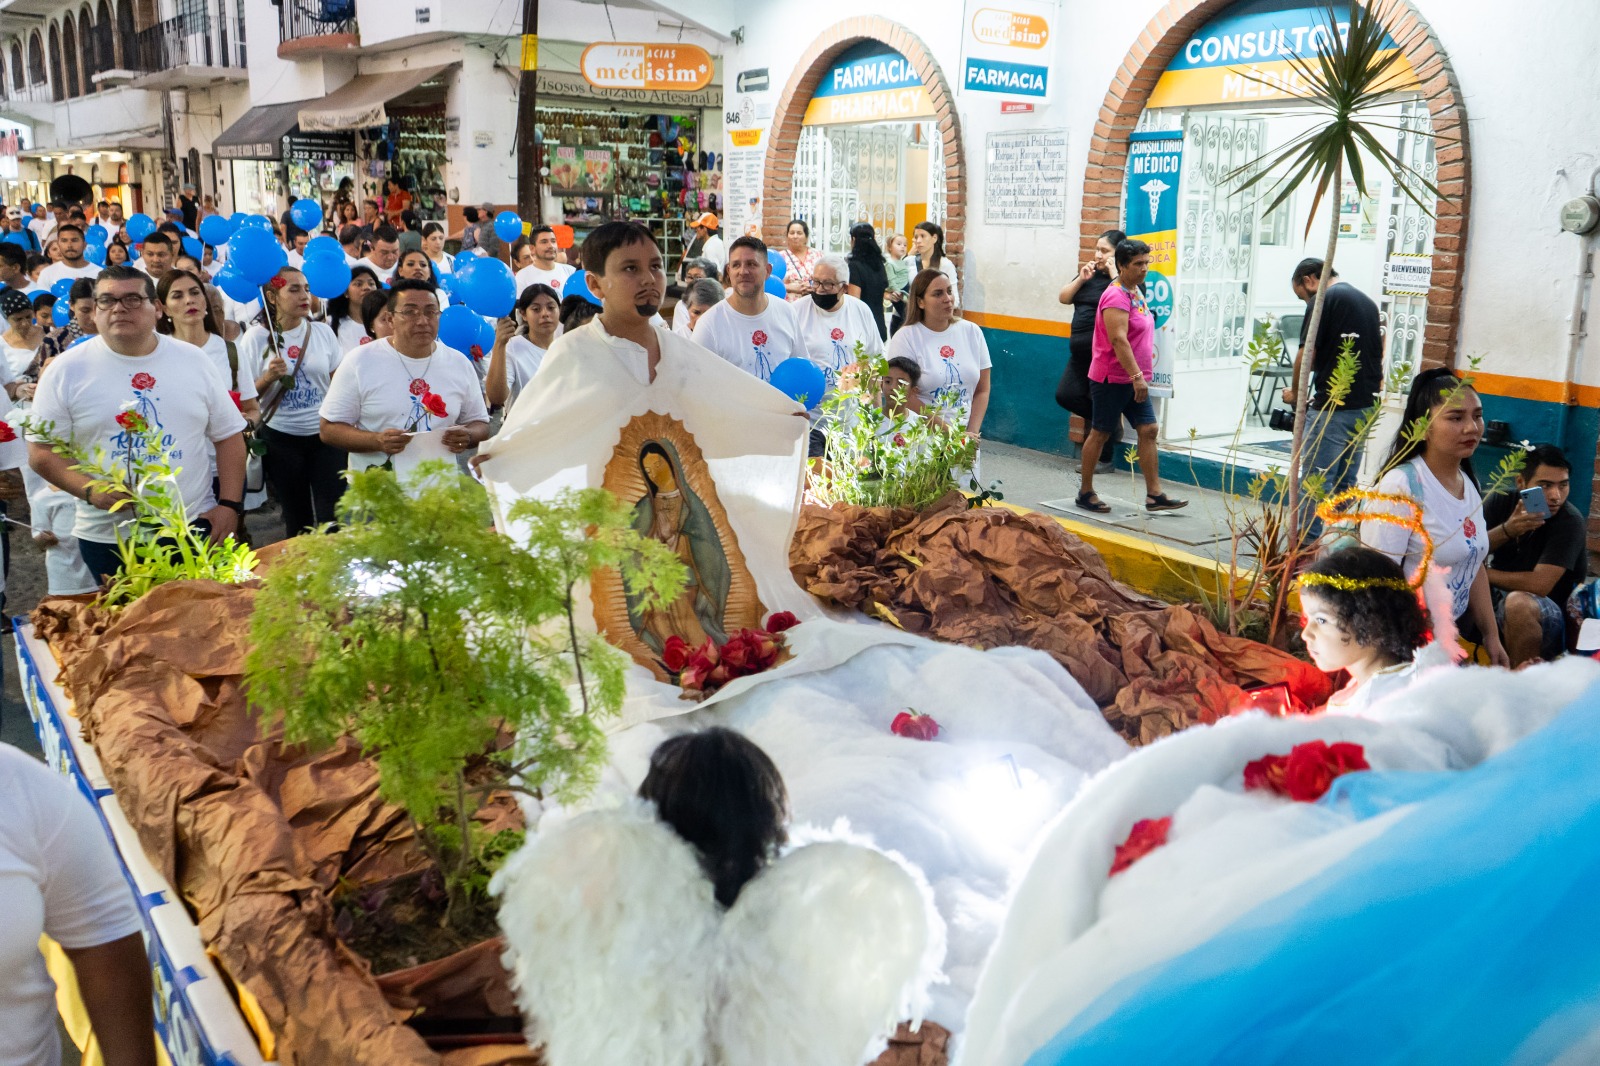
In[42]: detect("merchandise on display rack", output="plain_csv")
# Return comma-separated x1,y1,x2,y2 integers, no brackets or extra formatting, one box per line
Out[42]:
359,107,449,222
537,106,722,268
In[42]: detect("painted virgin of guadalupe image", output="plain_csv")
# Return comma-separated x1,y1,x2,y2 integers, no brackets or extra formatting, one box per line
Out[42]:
626,440,733,657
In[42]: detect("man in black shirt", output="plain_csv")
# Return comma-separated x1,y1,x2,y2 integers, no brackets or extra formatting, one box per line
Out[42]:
1484,443,1589,665
1283,258,1384,536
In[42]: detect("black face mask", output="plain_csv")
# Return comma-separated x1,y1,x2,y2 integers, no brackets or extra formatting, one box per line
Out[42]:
811,292,840,310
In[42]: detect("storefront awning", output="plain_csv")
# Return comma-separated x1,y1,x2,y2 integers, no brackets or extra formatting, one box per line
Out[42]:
214,101,308,161
298,65,453,133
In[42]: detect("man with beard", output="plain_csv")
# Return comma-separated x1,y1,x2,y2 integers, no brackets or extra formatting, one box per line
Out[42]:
36,224,103,289
691,235,804,383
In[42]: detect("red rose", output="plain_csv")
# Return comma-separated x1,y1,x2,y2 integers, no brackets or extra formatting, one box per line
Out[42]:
1242,753,1288,794
115,409,148,434
470,344,484,361
681,640,720,690
1463,517,1477,539
893,433,908,447
130,372,156,390
227,391,242,410
939,345,955,359
764,611,798,634
890,710,940,741
1244,740,1369,802
662,635,691,673
752,330,768,346
409,378,430,396
1109,816,1172,877
287,345,303,363
830,327,844,341
268,276,289,290
421,391,449,419
0,420,15,443
359,336,372,345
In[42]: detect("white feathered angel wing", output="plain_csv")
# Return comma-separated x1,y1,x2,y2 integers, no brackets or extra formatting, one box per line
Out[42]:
493,802,721,1066
714,829,947,1066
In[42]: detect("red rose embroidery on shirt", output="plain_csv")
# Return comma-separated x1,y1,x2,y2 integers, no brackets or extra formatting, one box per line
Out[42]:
939,345,955,359
359,337,372,345
752,330,768,346
830,327,845,341
130,372,156,390
409,378,430,396
287,345,303,363
1463,517,1477,539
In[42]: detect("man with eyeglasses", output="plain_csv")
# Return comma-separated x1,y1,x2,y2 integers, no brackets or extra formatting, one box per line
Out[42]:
690,235,804,383
319,278,490,472
27,265,248,585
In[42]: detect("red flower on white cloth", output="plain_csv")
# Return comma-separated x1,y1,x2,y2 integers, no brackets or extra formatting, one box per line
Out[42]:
409,378,430,396
939,345,955,359
1463,517,1477,539
890,710,940,741
130,371,156,390
1243,740,1369,802
0,420,16,443
752,330,768,346
1109,817,1172,876
830,327,845,341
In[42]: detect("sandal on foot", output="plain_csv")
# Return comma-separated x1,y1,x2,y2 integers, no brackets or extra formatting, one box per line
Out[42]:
1146,492,1189,512
1076,491,1112,514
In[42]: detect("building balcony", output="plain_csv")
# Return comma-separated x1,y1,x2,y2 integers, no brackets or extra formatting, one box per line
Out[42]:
125,12,248,90
275,0,359,59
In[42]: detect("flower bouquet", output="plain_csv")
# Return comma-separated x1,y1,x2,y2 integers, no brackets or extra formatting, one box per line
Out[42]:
661,611,799,699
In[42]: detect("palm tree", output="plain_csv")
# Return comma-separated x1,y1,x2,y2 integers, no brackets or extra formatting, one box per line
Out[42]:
1227,0,1453,622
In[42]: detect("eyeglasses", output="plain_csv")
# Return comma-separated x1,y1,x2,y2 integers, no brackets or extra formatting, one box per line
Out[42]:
392,306,441,320
811,279,843,293
94,294,151,310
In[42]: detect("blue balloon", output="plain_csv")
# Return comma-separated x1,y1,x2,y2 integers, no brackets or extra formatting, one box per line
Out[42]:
229,212,249,231
438,305,483,357
763,275,787,299
239,214,273,231
768,357,827,410
85,223,108,245
493,211,523,243
566,270,602,308
304,235,343,261
84,242,106,266
124,213,155,244
51,300,70,327
290,198,323,232
438,270,458,297
216,267,258,304
475,315,496,359
767,250,787,280
50,279,75,299
182,236,203,260
129,245,140,261
302,256,353,300
199,214,234,247
226,227,286,286
457,256,516,317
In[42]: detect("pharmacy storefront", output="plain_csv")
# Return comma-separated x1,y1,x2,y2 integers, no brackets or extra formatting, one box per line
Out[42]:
1130,0,1438,451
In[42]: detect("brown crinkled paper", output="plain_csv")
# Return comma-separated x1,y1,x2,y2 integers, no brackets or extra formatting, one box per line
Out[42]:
790,495,1331,745
34,580,534,1065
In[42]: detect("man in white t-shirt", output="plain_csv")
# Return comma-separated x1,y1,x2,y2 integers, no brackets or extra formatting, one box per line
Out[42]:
357,225,400,283
320,278,491,470
791,253,884,392
687,212,725,270
27,266,248,584
27,203,55,246
134,230,174,285
36,224,103,290
0,743,156,1066
514,224,576,296
691,236,804,382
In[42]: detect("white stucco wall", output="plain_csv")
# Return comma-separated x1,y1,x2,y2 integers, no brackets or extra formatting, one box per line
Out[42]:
716,0,1600,392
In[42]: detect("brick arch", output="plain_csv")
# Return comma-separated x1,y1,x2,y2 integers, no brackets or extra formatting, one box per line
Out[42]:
763,17,966,266
1084,0,1470,369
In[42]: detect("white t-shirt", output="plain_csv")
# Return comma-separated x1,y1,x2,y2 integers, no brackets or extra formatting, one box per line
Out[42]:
429,252,455,275
887,319,992,426
672,300,694,339
239,321,343,436
357,257,396,283
27,334,247,543
1363,457,1488,622
501,336,547,409
699,233,726,269
791,294,885,392
25,467,97,595
335,316,370,352
0,341,32,379
27,217,54,244
0,743,143,1066
514,261,575,296
691,295,805,382
197,333,257,401
36,261,101,291
319,338,490,470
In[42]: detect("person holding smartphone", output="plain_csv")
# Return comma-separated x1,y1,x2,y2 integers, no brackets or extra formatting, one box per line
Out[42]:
1483,443,1588,666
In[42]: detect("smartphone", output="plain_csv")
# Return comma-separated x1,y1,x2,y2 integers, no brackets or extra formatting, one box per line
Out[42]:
1519,486,1551,519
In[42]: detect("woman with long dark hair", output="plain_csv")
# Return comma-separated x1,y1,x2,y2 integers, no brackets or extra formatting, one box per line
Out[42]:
912,221,959,307
494,727,943,1064
395,248,448,306
328,265,380,350
1361,367,1506,665
1056,229,1126,468
887,268,991,439
486,283,559,411
157,269,260,423
238,265,348,535
844,222,889,341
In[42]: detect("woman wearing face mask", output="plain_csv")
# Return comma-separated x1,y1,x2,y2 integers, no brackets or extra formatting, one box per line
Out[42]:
328,266,380,351
1056,229,1126,470
157,269,260,423
791,253,884,396
487,283,560,412
238,266,348,536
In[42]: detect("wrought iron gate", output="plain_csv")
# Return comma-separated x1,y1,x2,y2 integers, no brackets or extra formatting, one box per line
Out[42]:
793,124,907,253
1377,98,1437,376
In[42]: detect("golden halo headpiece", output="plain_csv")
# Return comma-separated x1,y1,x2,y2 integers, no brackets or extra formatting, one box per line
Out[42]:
1299,487,1434,593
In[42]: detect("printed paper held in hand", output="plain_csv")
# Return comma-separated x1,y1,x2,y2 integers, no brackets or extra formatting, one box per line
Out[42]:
393,426,454,478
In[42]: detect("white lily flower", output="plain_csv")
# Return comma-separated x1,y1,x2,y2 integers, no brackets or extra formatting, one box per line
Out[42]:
1519,439,1535,452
